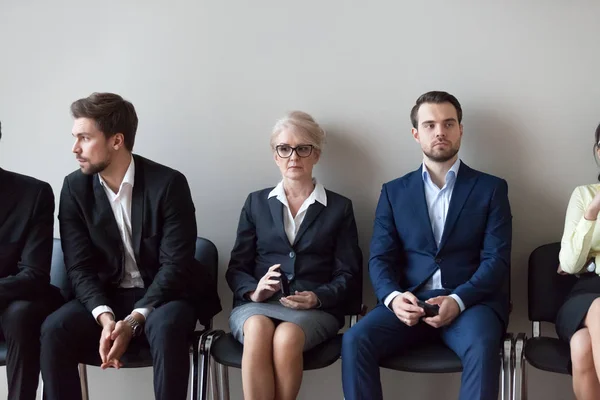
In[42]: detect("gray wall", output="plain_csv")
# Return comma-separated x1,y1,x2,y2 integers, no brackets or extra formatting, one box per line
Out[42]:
1,1,597,398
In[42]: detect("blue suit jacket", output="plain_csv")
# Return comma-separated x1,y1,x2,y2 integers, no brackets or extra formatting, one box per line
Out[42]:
369,162,512,326
226,188,363,325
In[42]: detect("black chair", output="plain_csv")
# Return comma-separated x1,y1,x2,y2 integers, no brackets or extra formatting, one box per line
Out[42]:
378,271,514,400
202,274,364,400
54,237,219,400
513,243,577,400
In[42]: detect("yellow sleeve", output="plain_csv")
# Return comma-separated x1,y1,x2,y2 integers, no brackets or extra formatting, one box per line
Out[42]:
559,186,597,274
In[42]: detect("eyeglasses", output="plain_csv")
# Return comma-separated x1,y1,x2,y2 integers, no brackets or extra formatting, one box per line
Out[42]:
275,144,314,158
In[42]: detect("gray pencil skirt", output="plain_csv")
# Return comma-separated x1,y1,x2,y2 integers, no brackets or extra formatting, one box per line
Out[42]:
229,299,341,351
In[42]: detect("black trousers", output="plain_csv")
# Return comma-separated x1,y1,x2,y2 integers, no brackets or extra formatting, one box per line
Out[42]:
0,292,63,400
40,288,197,400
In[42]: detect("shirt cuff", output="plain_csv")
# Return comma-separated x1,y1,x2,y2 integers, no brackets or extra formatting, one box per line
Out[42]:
132,307,153,321
92,305,115,325
449,294,466,313
384,291,402,310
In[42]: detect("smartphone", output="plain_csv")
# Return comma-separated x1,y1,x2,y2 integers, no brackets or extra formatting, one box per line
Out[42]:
280,272,291,297
417,300,439,317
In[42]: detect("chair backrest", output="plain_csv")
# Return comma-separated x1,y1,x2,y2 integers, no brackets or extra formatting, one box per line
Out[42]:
195,237,218,285
342,256,364,318
528,242,578,323
50,238,72,301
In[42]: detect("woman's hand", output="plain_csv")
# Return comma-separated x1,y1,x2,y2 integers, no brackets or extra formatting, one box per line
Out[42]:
248,264,281,303
280,291,318,310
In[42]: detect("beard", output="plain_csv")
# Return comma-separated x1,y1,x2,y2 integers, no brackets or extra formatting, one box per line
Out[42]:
423,142,460,163
80,160,109,175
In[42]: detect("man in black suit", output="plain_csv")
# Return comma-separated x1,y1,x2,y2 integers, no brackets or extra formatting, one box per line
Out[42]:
40,93,221,400
0,121,63,400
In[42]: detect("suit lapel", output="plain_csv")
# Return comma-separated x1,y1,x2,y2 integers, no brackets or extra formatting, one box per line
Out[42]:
438,163,478,251
407,167,437,251
294,201,325,246
268,196,289,245
92,175,122,249
130,155,144,263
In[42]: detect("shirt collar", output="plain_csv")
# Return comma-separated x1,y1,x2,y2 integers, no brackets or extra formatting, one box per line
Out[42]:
422,158,461,187
268,178,327,207
98,155,135,194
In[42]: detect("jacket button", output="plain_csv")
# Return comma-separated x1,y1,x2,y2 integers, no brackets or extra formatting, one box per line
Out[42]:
435,258,442,263
288,273,294,280
289,251,295,258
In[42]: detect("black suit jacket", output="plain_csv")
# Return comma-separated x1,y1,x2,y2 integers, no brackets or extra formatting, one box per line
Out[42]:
226,187,362,325
0,168,58,307
58,154,221,321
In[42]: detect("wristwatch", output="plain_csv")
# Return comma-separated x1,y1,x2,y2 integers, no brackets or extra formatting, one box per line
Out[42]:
124,315,143,337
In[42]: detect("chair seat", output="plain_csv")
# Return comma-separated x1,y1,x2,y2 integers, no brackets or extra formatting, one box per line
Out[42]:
379,342,463,373
524,337,570,375
211,333,343,371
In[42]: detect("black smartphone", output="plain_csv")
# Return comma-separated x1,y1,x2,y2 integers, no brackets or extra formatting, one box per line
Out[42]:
280,272,290,297
417,300,439,317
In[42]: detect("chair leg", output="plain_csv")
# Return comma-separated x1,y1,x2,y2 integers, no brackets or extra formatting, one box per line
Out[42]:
78,363,90,400
191,336,199,400
216,362,230,400
512,333,527,400
198,330,215,400
209,356,219,400
501,333,514,400
198,330,223,400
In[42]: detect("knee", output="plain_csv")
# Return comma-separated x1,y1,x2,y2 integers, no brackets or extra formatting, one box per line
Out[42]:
273,323,305,354
463,336,500,365
587,299,600,328
1,300,42,340
145,317,184,346
342,325,365,352
571,329,594,372
243,315,276,342
40,309,65,346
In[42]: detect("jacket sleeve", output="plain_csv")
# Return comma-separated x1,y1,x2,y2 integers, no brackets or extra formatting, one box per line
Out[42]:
134,172,199,309
312,200,362,309
0,182,54,303
59,177,111,312
451,179,512,308
225,194,261,301
368,184,406,303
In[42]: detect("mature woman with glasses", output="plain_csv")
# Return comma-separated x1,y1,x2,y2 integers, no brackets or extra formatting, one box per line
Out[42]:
556,123,600,399
226,111,362,400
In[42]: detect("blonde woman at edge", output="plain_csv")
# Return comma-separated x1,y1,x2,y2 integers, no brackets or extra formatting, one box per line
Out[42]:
225,112,362,400
557,122,600,400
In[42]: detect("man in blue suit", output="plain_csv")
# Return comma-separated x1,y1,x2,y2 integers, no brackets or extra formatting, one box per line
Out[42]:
342,91,512,400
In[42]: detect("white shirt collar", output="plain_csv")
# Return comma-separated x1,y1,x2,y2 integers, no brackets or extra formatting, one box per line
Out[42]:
98,155,135,195
268,178,327,207
422,158,461,186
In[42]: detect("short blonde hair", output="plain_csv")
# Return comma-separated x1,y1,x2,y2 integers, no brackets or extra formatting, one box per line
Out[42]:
270,111,326,152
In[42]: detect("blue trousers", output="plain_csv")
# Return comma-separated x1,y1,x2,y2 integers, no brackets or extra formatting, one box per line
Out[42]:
342,302,503,400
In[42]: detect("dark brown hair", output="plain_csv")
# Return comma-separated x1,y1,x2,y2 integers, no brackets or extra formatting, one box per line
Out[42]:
410,91,463,129
594,122,600,181
70,92,138,151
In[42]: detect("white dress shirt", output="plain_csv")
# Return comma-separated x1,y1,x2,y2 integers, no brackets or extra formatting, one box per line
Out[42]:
268,179,327,244
91,157,152,322
384,159,466,313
